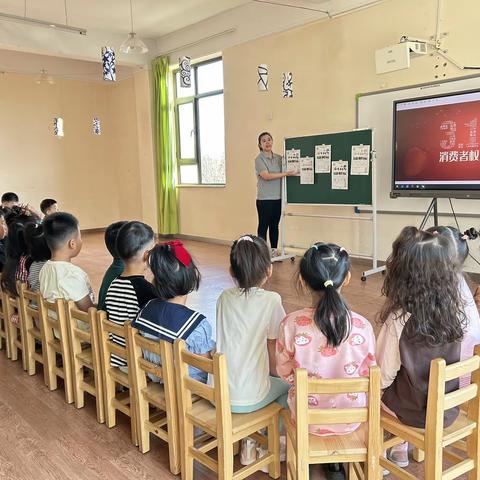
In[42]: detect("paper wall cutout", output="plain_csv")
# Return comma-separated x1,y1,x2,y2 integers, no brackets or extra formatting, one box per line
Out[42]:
53,117,64,137
93,117,101,135
282,72,293,98
179,56,191,88
258,64,268,91
102,47,116,82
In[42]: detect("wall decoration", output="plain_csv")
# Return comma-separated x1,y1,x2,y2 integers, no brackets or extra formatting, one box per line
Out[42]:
257,64,268,91
282,72,293,98
53,117,64,137
102,47,116,82
179,56,191,88
93,117,101,135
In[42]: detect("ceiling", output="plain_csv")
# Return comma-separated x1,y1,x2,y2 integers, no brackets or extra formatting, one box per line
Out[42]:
0,0,251,38
0,0,382,79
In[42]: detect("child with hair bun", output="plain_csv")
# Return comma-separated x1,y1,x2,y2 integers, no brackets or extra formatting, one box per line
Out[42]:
215,234,290,466
276,242,375,479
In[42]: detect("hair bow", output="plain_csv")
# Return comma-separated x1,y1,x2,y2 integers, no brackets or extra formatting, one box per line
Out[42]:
162,240,191,266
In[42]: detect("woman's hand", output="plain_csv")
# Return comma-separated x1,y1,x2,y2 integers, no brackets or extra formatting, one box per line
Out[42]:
285,169,297,176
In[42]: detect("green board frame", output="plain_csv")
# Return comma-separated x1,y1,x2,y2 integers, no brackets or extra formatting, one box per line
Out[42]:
285,129,373,205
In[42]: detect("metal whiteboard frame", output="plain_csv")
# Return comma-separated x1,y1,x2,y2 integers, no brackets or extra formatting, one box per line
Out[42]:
279,128,380,280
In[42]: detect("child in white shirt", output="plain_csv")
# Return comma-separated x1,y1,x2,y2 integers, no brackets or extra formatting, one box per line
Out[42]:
215,234,289,413
40,212,94,311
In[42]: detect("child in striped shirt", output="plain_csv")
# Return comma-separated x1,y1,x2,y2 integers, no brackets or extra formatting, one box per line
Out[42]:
105,221,156,369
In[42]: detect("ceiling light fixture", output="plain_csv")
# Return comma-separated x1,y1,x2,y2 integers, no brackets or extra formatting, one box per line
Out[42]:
35,69,55,85
120,0,148,54
0,0,86,35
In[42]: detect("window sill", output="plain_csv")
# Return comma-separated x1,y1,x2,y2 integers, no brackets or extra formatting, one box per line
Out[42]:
177,184,226,188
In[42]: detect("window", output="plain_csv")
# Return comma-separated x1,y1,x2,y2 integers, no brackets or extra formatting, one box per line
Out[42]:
174,58,225,185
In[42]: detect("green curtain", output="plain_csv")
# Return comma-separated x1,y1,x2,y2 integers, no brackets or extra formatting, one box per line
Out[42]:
152,56,179,234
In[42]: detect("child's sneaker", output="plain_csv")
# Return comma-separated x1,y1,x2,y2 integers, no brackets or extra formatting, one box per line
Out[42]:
387,442,409,468
240,437,257,466
258,436,286,473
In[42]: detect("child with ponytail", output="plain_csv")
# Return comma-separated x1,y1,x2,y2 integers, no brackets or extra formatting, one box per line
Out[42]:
276,243,376,435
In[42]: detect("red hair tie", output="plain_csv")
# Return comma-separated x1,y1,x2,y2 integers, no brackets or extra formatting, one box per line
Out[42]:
163,240,191,266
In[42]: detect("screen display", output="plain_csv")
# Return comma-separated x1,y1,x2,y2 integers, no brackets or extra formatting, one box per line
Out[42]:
392,90,480,197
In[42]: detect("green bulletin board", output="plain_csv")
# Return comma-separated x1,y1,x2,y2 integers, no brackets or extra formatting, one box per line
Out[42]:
285,129,373,205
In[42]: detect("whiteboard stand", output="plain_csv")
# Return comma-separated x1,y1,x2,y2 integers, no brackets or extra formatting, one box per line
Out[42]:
278,135,380,281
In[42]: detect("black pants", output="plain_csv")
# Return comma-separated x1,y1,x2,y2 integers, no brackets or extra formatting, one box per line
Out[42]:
256,199,282,248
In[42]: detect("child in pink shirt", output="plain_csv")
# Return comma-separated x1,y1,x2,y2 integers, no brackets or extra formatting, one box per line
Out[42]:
276,243,376,437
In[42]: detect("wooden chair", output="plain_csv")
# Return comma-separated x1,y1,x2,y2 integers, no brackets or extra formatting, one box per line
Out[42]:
42,298,74,404
380,345,480,480
18,282,48,384
0,281,11,358
174,338,282,480
3,281,28,371
97,310,138,446
282,366,382,480
66,302,105,424
126,322,180,474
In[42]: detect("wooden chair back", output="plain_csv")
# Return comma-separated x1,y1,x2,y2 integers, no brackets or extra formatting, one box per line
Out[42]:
3,281,28,370
287,366,381,480
66,302,105,424
18,282,48,382
42,297,74,403
175,339,282,480
97,310,137,445
126,322,180,474
381,345,480,480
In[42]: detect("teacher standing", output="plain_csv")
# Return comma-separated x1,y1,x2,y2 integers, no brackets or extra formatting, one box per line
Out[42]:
255,132,296,256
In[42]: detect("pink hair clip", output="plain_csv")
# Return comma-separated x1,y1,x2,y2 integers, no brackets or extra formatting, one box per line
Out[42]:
462,234,469,241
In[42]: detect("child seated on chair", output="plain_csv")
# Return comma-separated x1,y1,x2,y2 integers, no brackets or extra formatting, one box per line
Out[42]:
40,198,59,216
104,221,157,370
376,227,467,470
215,235,290,466
426,226,480,388
97,221,128,312
132,241,215,382
25,223,51,294
39,212,95,315
0,208,8,272
276,243,376,480
1,212,39,297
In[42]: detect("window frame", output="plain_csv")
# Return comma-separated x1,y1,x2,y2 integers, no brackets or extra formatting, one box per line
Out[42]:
173,57,225,186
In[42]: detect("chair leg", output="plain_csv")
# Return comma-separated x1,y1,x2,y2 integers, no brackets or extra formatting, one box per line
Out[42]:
217,437,234,480
268,416,281,479
413,447,425,463
73,361,84,409
94,367,105,424
348,463,356,480
181,420,194,480
8,322,18,361
286,432,294,480
137,394,150,454
26,332,36,376
62,351,74,404
424,445,443,480
129,390,139,447
466,427,480,480
104,375,117,428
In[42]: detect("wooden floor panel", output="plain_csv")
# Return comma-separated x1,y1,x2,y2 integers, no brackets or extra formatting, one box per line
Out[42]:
0,232,464,479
